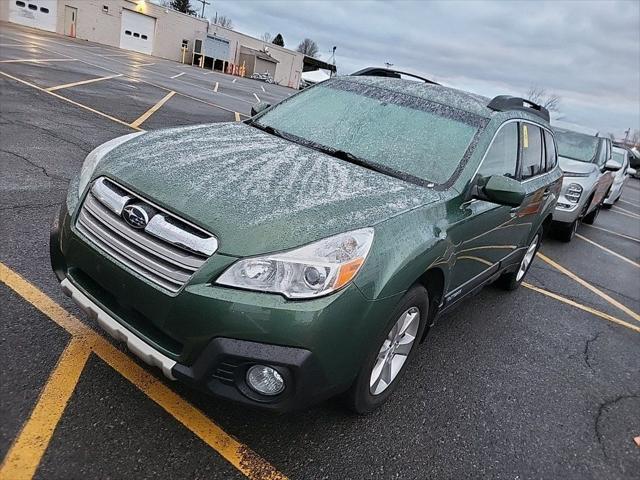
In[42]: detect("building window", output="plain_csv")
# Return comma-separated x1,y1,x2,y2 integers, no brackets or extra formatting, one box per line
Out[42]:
125,30,132,36
28,3,37,10
133,32,140,38
16,1,26,7
102,5,109,12
40,7,49,13
141,35,148,40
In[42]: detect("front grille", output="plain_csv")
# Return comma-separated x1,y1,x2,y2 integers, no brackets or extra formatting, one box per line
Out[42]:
76,177,218,293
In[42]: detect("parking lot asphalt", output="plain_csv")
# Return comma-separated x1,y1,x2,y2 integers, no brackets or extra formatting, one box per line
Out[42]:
1,22,639,480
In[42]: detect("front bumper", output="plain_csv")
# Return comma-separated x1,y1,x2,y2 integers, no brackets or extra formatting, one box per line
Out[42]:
51,204,395,411
552,176,592,224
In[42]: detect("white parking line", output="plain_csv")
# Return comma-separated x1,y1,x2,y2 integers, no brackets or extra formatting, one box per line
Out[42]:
0,58,77,63
575,234,640,268
619,198,640,208
582,224,640,244
612,205,640,218
171,72,185,79
253,93,261,102
232,78,237,83
214,81,219,92
261,85,265,92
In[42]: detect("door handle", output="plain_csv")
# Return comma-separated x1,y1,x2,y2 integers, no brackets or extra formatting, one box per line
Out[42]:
542,190,551,199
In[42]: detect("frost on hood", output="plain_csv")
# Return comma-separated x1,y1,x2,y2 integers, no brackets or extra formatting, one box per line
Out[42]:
97,123,447,254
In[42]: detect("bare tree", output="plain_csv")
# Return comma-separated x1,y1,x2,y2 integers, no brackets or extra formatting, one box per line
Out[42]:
261,32,272,43
214,15,233,29
526,86,561,112
632,129,640,147
607,133,616,141
296,38,319,58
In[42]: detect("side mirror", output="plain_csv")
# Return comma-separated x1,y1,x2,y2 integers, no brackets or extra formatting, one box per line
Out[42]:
627,167,637,176
604,160,622,171
250,102,271,116
472,175,525,207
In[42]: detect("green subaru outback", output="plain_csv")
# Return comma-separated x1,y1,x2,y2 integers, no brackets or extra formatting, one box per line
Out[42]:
50,69,561,413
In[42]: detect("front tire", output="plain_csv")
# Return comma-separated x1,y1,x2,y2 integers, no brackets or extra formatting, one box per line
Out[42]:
345,285,428,414
582,205,600,224
554,219,578,242
498,229,541,291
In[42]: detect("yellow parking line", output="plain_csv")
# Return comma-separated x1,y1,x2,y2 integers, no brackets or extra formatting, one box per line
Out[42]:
536,252,640,323
0,338,93,480
130,91,175,128
611,205,640,218
46,74,123,92
522,283,640,334
582,224,640,244
3,38,246,116
618,198,640,208
0,263,286,480
93,341,287,480
235,112,241,122
0,58,77,63
575,234,639,268
0,70,142,131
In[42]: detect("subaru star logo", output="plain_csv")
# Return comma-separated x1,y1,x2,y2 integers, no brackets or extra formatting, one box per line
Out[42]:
122,204,149,229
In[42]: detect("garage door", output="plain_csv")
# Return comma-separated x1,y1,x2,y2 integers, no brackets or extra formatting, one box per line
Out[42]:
120,10,156,56
8,0,57,32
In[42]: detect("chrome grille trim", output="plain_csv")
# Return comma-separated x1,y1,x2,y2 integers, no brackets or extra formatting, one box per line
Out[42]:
76,177,218,292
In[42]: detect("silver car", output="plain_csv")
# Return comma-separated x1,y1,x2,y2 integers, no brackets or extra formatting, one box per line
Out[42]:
604,146,635,206
552,128,615,241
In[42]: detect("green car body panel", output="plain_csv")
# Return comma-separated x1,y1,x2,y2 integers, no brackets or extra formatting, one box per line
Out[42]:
51,76,562,410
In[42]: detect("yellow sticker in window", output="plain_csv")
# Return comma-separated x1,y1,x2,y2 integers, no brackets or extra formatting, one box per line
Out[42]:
522,125,529,149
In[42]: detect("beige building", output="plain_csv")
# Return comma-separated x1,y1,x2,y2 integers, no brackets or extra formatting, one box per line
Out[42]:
1,0,303,88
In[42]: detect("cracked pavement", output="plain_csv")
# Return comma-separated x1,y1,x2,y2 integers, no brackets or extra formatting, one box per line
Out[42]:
1,22,639,480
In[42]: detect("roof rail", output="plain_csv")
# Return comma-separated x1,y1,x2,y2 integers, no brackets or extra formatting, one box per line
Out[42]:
350,67,439,85
487,95,550,122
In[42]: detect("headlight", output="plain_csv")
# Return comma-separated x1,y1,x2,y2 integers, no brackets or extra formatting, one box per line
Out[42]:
77,132,144,196
216,228,374,299
565,183,583,203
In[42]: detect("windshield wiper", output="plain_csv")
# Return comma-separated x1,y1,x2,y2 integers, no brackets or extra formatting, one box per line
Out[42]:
250,121,289,140
318,147,408,182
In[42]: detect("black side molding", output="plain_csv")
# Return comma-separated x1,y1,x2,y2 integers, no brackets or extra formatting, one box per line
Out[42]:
350,67,439,85
487,95,550,122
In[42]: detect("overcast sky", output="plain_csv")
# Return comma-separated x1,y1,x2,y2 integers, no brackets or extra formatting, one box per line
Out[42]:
197,0,639,138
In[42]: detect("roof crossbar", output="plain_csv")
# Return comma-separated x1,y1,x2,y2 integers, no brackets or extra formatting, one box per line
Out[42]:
487,95,550,122
350,67,439,85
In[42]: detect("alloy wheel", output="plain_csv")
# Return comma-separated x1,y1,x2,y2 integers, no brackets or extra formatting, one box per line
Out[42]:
369,306,420,395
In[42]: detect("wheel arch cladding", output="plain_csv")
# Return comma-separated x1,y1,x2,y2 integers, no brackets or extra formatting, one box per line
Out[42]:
418,267,445,341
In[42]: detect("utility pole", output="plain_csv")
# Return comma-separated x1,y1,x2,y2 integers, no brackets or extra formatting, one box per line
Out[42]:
194,0,210,18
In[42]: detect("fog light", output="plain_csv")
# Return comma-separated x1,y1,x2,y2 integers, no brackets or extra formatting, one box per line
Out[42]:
246,365,285,396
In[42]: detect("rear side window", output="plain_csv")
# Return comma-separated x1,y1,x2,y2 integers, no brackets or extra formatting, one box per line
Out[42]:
479,123,518,178
544,130,557,170
520,123,543,179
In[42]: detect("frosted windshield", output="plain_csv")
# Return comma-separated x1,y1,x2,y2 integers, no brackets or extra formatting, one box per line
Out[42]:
256,80,482,185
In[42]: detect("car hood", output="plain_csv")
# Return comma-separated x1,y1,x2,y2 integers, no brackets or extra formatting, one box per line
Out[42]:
558,156,597,175
94,123,440,256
